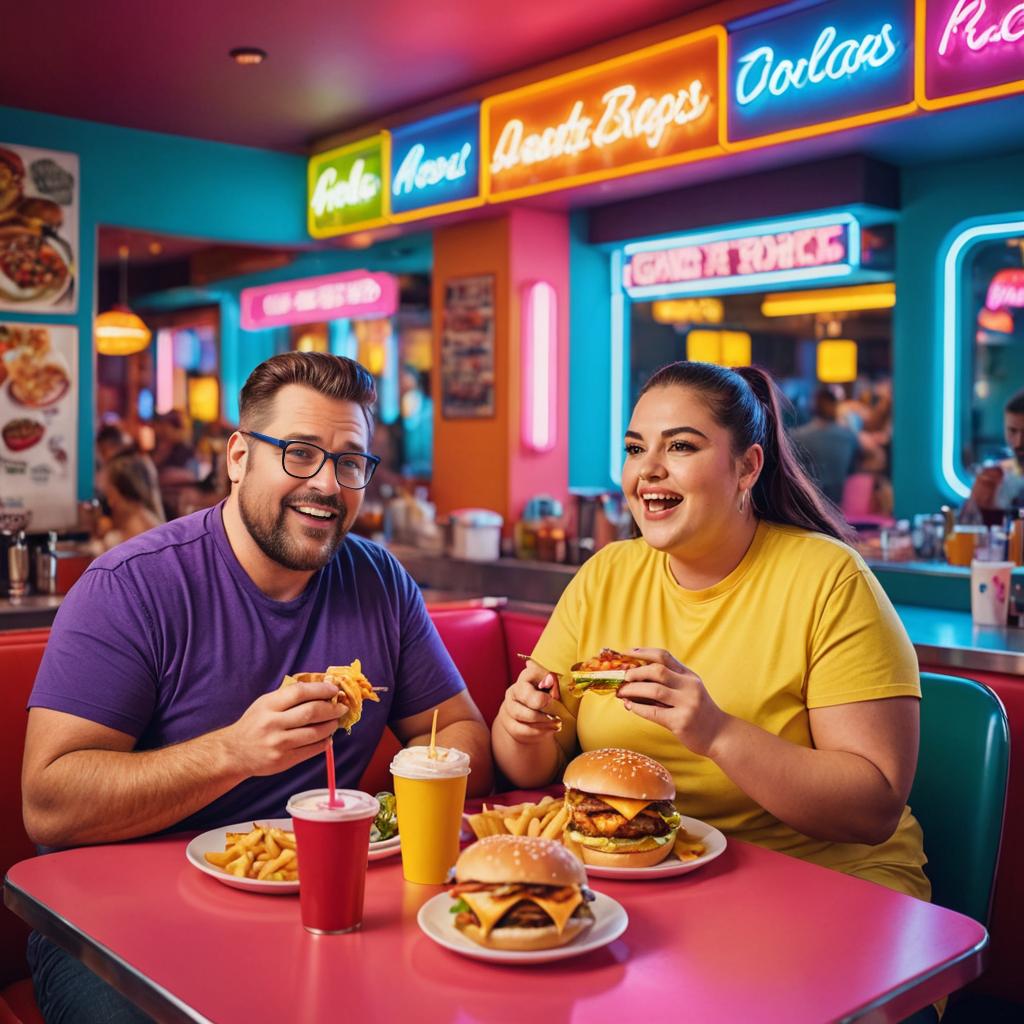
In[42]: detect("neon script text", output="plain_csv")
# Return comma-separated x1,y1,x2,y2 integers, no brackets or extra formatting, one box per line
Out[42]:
491,80,709,173
310,160,380,215
393,142,472,195
735,24,898,105
626,226,847,288
938,0,1024,56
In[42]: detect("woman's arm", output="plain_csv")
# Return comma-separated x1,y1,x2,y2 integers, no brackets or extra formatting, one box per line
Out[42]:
618,651,918,846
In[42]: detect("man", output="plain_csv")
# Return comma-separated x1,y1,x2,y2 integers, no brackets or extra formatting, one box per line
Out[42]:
23,352,492,1022
969,389,1024,513
791,385,861,506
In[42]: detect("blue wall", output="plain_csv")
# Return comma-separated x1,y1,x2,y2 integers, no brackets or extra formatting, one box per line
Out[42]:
894,148,1024,518
0,104,309,499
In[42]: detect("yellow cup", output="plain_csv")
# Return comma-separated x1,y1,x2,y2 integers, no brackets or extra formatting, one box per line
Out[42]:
390,747,470,884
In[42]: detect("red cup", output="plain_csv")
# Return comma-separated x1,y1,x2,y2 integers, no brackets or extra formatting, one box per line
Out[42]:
287,788,378,934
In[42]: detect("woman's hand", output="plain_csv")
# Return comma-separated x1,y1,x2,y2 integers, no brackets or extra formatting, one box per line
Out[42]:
495,660,562,744
617,648,728,758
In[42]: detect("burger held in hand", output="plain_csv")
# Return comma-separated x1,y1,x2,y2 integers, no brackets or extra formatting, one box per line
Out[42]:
449,835,596,951
564,748,681,868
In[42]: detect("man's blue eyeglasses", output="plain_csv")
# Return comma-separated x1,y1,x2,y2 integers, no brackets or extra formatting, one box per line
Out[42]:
243,431,381,490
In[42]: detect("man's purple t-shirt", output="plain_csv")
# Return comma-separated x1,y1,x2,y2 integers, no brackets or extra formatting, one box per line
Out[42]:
28,503,466,833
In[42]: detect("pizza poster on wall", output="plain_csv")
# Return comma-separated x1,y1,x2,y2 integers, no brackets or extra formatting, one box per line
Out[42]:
0,323,78,532
0,144,79,314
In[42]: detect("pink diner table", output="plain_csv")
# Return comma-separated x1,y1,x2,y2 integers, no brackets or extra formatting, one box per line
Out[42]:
4,792,986,1024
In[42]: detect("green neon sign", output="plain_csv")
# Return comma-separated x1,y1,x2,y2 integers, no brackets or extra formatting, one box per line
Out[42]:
308,134,389,237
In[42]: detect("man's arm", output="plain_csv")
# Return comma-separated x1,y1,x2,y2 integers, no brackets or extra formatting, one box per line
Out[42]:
22,680,344,848
392,691,493,797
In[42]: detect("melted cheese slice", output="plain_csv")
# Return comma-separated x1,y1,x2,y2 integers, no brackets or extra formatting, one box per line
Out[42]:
598,795,654,821
460,889,584,937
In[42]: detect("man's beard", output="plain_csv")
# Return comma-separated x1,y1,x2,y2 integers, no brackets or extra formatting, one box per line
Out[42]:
238,478,348,572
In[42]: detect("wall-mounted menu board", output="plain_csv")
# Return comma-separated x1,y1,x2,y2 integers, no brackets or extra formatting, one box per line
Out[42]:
0,322,78,532
0,144,78,314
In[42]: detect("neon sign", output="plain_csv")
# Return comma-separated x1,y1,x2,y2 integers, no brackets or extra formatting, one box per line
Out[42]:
735,23,899,105
308,134,389,237
621,214,861,299
390,105,482,220
918,0,1024,109
483,28,724,201
727,0,915,146
240,271,398,330
986,268,1024,309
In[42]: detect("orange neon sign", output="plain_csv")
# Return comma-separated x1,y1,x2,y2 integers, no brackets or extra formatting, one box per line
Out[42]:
482,28,725,202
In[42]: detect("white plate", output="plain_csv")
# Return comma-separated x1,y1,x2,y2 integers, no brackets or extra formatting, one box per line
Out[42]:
186,819,300,894
186,820,402,892
581,814,727,880
417,890,628,964
368,833,401,861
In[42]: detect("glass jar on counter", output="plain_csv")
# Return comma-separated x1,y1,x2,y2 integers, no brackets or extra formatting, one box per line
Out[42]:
535,525,566,564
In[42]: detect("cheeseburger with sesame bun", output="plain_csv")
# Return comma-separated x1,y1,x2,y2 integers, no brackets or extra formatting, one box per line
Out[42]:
564,748,681,868
449,835,596,951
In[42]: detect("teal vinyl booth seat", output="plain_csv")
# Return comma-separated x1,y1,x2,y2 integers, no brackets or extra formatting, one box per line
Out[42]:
910,673,1010,926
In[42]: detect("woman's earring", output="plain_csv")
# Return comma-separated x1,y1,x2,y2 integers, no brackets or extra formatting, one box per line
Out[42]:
738,489,748,513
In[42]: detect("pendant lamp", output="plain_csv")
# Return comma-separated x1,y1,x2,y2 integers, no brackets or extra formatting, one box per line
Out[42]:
95,246,151,356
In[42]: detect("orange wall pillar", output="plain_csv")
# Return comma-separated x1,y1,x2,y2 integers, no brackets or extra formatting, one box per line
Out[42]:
431,208,570,530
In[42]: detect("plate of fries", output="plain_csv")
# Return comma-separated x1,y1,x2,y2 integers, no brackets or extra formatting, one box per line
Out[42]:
188,820,300,894
465,799,726,880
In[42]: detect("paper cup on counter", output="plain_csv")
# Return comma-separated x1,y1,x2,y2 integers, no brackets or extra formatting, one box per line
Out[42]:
970,560,1013,627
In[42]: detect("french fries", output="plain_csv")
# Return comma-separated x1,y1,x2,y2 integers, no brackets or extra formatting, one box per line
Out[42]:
673,827,707,862
204,824,299,882
465,796,571,848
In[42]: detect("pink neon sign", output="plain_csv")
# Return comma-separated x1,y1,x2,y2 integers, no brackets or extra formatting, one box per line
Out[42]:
923,1,1024,106
240,270,398,330
623,224,849,290
986,267,1024,309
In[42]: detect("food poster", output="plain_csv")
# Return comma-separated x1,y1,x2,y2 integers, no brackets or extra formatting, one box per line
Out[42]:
440,274,495,418
0,323,78,532
0,145,79,314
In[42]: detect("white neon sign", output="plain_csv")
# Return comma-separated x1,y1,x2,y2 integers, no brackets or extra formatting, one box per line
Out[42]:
735,23,898,105
938,0,1024,56
393,142,472,196
309,159,381,215
491,80,709,173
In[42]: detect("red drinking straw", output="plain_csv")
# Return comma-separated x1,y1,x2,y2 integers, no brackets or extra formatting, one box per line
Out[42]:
325,737,338,807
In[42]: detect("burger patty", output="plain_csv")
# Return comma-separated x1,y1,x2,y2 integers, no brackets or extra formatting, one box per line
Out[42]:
567,794,678,839
455,899,594,931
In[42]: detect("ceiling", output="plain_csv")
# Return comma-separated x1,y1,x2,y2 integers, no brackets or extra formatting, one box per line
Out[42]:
0,0,714,152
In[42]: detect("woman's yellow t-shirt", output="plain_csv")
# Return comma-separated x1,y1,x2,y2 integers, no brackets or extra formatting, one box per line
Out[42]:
531,520,930,902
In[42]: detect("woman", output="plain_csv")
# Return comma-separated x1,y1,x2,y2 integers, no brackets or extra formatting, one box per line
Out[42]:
92,451,165,551
494,361,928,903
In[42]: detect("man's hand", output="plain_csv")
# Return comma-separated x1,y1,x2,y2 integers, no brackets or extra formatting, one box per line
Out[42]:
971,465,1004,510
223,681,343,776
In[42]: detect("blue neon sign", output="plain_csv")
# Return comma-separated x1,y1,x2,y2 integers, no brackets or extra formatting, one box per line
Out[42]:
389,105,480,217
727,0,914,143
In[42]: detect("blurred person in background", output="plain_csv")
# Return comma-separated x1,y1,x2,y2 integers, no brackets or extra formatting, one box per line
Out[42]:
90,451,165,552
791,385,861,506
95,422,135,464
966,389,1024,515
152,409,199,518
